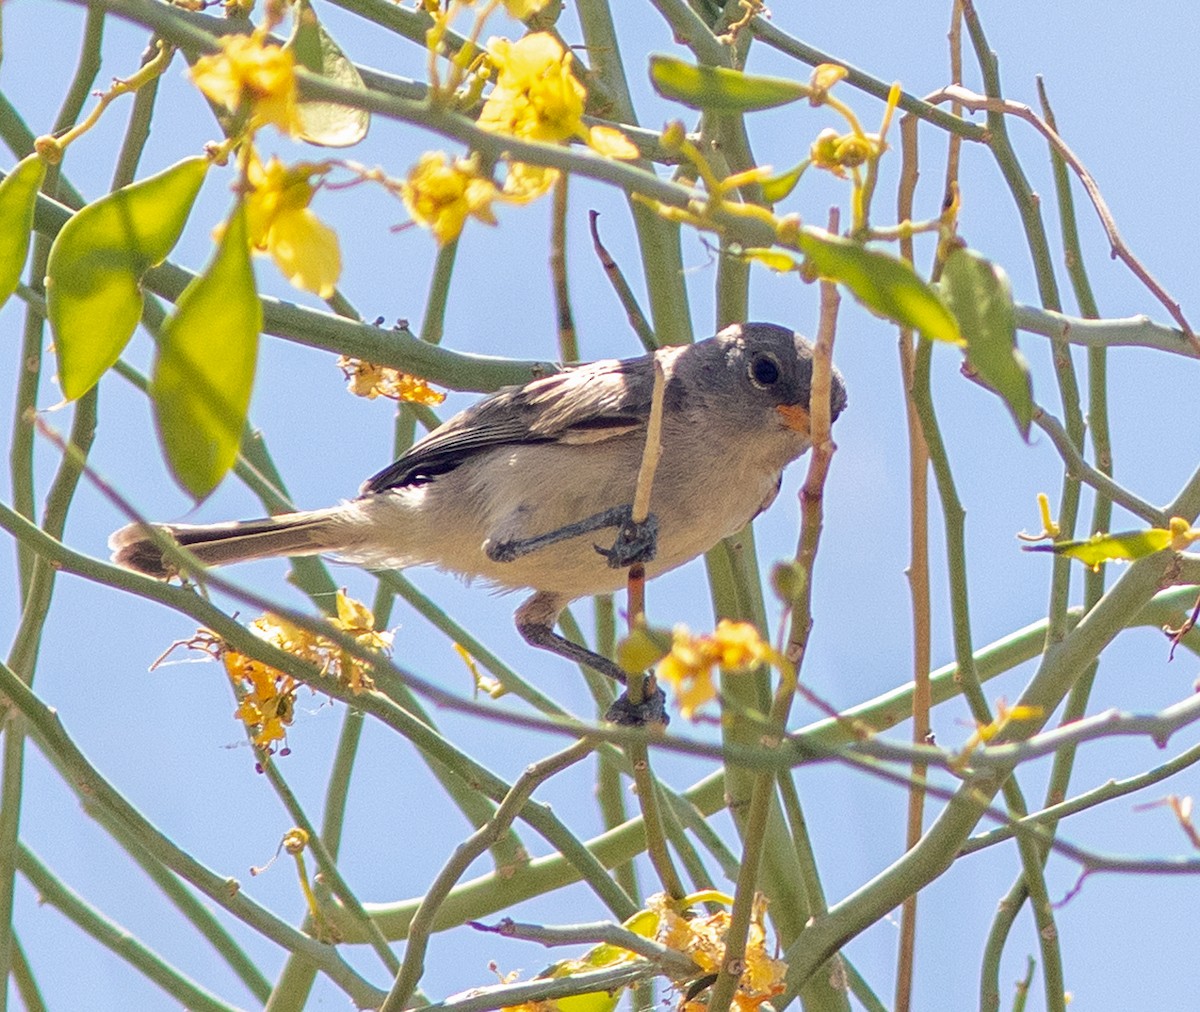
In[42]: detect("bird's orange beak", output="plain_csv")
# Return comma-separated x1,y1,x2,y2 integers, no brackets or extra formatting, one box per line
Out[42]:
776,403,811,433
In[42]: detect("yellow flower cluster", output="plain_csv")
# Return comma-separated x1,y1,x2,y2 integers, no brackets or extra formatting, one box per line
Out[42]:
649,892,787,1012
190,591,391,751
406,31,636,243
253,590,391,695
400,151,501,245
190,34,301,135
225,648,298,751
656,620,778,720
243,155,341,298
337,356,446,405
478,33,637,200
478,33,586,146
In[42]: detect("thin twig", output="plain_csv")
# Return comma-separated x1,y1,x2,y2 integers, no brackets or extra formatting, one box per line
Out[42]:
925,82,1198,350
622,368,684,901
894,109,930,1012
380,739,599,1011
469,918,699,978
588,210,657,352
551,174,578,363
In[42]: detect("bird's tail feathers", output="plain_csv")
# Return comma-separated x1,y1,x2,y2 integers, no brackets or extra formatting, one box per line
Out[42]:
109,510,349,577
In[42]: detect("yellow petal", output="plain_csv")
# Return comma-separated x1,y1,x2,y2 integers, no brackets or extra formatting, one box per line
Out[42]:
503,0,552,16
503,162,557,202
267,207,341,298
588,125,639,159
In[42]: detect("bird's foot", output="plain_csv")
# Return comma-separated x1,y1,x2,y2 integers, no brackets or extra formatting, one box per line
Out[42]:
595,509,659,569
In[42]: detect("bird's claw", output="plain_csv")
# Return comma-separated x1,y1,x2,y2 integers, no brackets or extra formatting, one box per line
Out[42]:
605,678,669,727
595,510,659,569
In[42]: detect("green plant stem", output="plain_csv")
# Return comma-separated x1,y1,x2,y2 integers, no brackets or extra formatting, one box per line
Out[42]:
423,962,656,1012
704,773,773,1012
257,757,400,975
776,770,824,904
979,77,1116,1011
981,784,1063,1012
656,786,715,894
63,0,693,348
375,571,573,718
960,10,1078,1007
16,845,240,1012
779,513,1200,996
118,836,271,1003
0,652,387,1006
111,35,160,189
8,0,99,591
6,477,1193,954
649,0,727,65
0,378,97,1010
565,0,703,333
965,738,1200,856
1030,409,1159,525
23,178,550,392
628,740,686,900
591,603,639,903
380,738,598,1012
551,173,578,362
586,210,657,352
748,18,986,140
911,338,1066,1011
1014,304,1195,359
9,933,45,1012
894,110,931,1012
329,588,1195,941
266,707,368,1011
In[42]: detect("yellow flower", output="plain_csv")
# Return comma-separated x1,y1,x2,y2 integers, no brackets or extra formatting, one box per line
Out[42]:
478,33,638,159
479,33,585,143
401,151,500,244
170,593,390,752
711,619,774,671
655,621,776,720
248,589,390,695
337,356,446,405
657,629,715,720
502,160,558,202
647,892,787,1012
190,34,300,135
809,127,874,178
243,155,341,298
224,650,298,750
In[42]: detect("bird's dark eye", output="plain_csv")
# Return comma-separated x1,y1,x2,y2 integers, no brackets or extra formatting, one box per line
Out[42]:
749,353,781,388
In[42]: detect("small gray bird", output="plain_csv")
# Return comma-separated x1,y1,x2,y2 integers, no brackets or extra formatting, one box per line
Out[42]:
112,322,846,723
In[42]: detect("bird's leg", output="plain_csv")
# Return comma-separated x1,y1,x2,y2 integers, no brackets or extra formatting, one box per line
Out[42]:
486,505,658,569
515,592,667,727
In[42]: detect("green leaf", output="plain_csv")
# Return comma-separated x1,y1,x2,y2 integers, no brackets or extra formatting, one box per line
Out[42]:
47,156,209,400
794,229,962,344
152,202,261,500
288,0,370,147
940,246,1034,439
742,247,802,273
0,153,47,310
760,159,808,203
649,54,810,112
1023,528,1173,570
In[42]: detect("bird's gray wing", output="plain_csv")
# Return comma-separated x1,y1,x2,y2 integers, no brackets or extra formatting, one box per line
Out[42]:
361,356,658,493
